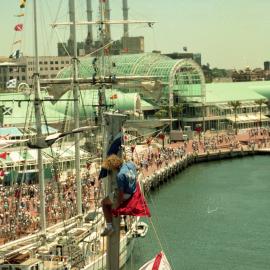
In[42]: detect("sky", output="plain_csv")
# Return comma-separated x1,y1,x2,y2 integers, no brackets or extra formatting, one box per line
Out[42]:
1,0,270,69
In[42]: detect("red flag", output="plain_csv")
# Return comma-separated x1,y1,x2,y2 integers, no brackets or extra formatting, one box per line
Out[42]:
123,48,129,53
112,183,151,217
14,24,23,31
0,152,7,159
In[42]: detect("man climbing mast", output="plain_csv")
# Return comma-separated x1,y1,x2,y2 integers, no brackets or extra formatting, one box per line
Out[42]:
100,154,137,236
98,112,150,270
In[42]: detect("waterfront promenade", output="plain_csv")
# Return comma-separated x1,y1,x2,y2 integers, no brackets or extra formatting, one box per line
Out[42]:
0,128,269,245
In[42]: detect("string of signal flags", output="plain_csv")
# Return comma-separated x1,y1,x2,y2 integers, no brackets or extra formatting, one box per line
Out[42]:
10,0,27,59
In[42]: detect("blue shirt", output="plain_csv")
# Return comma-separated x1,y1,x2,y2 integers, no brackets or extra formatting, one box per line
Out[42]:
117,161,137,194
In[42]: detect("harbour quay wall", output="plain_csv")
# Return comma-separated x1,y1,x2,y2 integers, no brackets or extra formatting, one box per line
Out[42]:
140,148,270,193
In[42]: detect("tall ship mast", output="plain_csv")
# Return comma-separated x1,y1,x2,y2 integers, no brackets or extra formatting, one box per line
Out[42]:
0,1,156,270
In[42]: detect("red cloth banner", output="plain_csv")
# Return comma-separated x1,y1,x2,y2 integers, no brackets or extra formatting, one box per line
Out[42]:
112,183,151,217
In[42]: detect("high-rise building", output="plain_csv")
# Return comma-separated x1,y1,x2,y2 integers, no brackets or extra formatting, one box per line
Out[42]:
0,56,71,90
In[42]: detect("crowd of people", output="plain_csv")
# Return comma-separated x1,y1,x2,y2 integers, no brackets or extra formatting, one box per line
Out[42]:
0,172,99,243
0,128,270,244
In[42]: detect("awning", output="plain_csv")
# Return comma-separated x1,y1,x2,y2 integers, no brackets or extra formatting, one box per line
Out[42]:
226,113,269,123
43,145,90,160
0,127,23,137
31,125,58,135
216,104,231,110
0,146,90,165
0,150,38,163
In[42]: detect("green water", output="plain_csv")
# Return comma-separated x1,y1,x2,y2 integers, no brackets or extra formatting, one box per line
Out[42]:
124,156,270,270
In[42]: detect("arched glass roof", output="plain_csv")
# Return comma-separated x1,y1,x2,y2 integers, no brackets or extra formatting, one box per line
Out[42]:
57,53,205,100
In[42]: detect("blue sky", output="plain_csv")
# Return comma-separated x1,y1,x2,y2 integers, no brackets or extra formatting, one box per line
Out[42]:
1,0,270,69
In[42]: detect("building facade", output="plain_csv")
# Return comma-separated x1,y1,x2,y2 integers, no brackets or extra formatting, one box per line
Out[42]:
180,82,270,131
0,56,71,90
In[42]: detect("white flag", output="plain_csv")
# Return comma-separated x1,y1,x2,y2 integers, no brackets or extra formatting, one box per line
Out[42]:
6,78,17,89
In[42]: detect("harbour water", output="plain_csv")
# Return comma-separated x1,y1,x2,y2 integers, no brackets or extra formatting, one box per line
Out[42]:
124,155,270,270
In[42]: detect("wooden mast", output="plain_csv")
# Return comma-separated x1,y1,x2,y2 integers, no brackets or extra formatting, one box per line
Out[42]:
70,0,83,217
33,0,46,233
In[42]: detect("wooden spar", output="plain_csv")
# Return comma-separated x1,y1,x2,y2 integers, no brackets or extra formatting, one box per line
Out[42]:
51,19,156,28
40,75,161,85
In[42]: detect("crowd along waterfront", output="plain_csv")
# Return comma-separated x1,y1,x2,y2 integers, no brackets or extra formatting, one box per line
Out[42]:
124,155,270,270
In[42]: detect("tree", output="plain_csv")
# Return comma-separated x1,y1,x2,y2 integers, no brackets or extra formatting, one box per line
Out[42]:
154,108,168,119
172,103,184,130
255,99,266,129
228,101,241,134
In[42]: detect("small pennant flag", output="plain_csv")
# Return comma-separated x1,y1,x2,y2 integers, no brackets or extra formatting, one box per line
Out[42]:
19,0,26,8
13,40,22,45
15,13,25,17
110,94,118,100
14,24,23,31
0,152,7,160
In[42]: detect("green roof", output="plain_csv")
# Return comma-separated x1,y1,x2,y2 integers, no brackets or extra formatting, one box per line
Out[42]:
53,89,141,117
204,81,268,104
0,92,72,126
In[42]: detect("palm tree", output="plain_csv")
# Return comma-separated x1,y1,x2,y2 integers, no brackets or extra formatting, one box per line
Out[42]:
172,103,184,130
154,107,168,119
255,99,266,129
228,101,241,134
